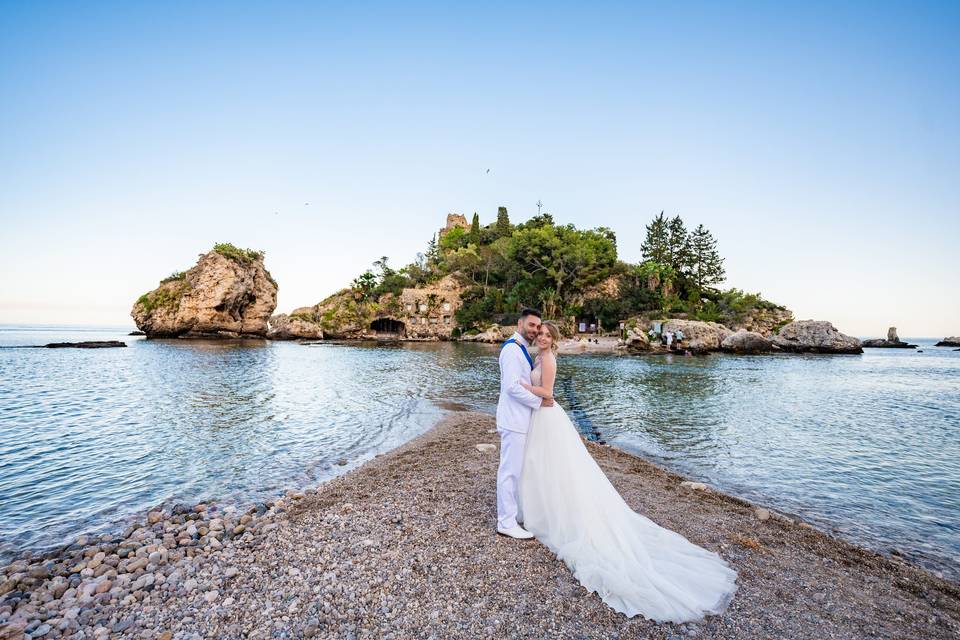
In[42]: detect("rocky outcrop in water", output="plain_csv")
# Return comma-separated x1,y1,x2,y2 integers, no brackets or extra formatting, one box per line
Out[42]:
131,244,278,338
935,336,960,347
267,311,324,341
770,320,862,354
622,325,651,352
42,341,127,349
862,327,917,348
662,319,734,353
721,330,775,354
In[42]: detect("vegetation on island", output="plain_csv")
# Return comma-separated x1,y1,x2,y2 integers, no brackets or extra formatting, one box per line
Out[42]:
213,242,265,264
346,207,786,332
135,279,191,313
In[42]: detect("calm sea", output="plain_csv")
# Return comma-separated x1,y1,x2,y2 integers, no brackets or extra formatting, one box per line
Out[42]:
1,325,958,580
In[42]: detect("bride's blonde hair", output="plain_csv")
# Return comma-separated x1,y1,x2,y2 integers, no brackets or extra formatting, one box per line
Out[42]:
541,321,561,354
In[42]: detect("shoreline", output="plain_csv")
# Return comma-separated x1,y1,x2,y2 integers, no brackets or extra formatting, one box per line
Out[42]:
2,412,958,639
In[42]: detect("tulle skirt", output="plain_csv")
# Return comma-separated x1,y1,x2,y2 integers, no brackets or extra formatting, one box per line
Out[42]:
517,405,738,622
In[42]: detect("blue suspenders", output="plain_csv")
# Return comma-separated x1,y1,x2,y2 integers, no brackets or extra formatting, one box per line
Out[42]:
500,338,534,370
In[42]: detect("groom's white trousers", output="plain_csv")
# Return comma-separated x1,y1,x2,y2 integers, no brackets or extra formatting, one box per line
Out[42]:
496,429,527,529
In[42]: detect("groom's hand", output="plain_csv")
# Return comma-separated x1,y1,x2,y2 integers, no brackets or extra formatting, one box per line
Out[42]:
541,397,555,407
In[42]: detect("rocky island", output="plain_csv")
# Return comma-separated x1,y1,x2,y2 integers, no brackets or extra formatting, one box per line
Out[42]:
264,209,866,353
862,327,917,349
135,212,865,356
935,336,960,347
131,244,278,339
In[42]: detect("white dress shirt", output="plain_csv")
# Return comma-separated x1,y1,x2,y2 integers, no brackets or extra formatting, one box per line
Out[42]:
496,331,542,434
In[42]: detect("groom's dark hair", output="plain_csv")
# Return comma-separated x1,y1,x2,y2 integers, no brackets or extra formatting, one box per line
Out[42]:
519,307,542,320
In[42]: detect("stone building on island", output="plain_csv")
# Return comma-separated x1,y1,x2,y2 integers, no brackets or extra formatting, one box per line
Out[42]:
438,213,469,241
370,274,464,340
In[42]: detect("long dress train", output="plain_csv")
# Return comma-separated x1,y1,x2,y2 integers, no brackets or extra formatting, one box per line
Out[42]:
518,365,738,622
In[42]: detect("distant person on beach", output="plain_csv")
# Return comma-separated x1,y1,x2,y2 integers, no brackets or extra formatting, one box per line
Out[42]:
495,308,553,540
511,320,738,622
675,328,684,348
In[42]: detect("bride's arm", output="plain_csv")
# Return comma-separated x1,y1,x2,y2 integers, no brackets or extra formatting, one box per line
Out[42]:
520,354,556,399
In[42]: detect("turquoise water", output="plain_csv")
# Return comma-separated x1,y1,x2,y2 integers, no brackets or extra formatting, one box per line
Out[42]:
1,325,958,581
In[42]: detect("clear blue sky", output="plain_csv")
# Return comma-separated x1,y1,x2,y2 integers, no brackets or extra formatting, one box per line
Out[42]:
1,1,957,336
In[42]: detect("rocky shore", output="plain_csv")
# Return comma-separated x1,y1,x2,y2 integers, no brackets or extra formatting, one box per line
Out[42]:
2,412,958,639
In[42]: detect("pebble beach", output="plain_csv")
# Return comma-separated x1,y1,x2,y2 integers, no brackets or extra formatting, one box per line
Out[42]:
2,410,959,639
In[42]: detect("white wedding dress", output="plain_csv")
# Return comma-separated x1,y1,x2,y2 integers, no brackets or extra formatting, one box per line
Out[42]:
518,362,738,622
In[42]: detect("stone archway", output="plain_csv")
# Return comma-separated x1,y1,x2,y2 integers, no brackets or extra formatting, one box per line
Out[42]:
370,317,406,338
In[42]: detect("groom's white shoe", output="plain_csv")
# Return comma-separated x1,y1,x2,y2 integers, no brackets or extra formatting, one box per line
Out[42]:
497,525,534,539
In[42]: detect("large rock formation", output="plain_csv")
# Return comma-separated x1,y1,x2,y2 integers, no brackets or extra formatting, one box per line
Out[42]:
935,336,960,347
622,325,651,352
721,330,775,354
862,327,917,348
131,245,277,338
460,324,506,344
728,306,795,337
266,312,324,340
662,319,734,353
273,289,372,340
770,320,862,354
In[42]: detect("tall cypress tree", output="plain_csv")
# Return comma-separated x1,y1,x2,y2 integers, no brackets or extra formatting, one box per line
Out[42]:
640,211,670,264
495,206,511,238
689,224,725,290
469,212,481,243
666,215,690,275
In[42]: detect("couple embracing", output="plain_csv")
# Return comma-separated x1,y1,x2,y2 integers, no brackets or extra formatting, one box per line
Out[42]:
495,308,738,623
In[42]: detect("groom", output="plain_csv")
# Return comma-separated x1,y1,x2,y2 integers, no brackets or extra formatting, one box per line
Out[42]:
496,307,553,539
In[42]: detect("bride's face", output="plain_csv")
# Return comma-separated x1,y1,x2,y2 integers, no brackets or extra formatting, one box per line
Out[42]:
536,326,553,350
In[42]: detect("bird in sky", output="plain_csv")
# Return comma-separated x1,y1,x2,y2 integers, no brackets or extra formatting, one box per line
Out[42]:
485,169,490,174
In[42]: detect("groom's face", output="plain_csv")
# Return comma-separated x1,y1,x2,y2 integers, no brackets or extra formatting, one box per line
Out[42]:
519,315,541,344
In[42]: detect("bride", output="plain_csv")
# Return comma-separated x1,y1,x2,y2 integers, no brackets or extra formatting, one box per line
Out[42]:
517,321,738,623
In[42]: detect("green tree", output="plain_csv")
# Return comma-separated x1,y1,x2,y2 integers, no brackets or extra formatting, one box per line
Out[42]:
517,213,554,230
666,215,690,275
445,245,483,282
350,271,377,300
469,212,481,243
509,223,617,317
425,236,441,272
495,206,512,238
439,227,468,252
640,211,670,264
372,256,394,279
688,224,725,290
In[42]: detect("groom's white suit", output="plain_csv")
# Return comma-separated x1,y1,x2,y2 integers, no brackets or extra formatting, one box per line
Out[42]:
496,331,542,531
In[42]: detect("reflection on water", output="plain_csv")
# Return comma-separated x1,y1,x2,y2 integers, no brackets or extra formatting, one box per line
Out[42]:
0,325,958,581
